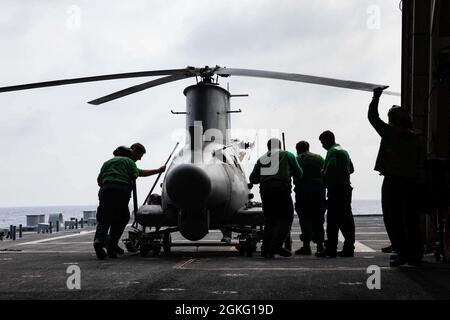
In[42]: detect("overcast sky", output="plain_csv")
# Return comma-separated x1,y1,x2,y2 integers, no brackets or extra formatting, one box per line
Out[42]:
0,0,402,207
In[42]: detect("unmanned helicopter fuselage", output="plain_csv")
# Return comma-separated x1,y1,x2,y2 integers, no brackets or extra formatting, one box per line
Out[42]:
141,81,251,241
158,82,250,240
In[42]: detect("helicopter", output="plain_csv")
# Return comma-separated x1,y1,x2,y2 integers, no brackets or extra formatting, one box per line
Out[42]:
0,65,399,257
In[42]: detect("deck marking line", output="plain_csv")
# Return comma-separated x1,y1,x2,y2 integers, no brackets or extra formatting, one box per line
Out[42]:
17,230,96,245
179,267,391,271
339,282,363,286
160,288,186,292
338,231,376,252
211,291,238,294
175,258,196,269
0,250,92,254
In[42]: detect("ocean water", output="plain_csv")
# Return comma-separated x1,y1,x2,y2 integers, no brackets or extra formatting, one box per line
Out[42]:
351,199,382,216
0,205,98,229
0,200,382,228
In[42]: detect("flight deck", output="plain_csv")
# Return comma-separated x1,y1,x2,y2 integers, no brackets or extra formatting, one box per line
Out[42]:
0,215,449,300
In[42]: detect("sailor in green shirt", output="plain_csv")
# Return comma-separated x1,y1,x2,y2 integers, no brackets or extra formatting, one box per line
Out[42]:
94,143,166,260
316,131,355,258
250,138,303,258
293,141,326,256
97,156,143,187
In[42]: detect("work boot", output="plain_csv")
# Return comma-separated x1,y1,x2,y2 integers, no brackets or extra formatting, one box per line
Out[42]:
114,245,125,255
337,249,354,257
275,248,292,257
261,247,274,258
262,252,274,259
315,248,337,258
106,247,118,258
407,259,422,267
295,246,312,256
93,240,107,260
260,244,270,258
389,256,407,267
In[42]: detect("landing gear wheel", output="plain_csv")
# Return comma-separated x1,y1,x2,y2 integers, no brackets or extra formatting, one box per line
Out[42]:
125,240,138,253
246,242,256,257
140,244,149,257
435,251,441,262
152,244,161,256
163,233,172,253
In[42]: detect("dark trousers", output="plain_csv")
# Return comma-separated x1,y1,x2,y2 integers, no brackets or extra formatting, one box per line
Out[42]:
295,189,325,245
382,176,423,261
94,183,131,250
325,185,355,252
261,186,294,255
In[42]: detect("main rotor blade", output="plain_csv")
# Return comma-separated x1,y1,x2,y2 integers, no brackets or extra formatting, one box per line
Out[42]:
88,74,193,105
216,68,400,96
0,68,191,93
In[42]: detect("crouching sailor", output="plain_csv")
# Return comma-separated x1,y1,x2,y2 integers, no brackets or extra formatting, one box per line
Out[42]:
93,143,165,259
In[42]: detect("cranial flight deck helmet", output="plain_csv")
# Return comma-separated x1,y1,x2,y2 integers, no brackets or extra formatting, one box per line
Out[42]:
130,142,146,154
113,145,132,158
388,105,413,129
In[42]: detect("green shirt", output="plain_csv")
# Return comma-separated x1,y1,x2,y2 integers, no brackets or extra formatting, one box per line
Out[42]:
97,156,143,187
323,144,354,188
250,149,303,191
295,151,325,192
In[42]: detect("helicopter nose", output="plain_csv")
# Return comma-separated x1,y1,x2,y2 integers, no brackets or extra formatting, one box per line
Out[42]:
165,164,211,209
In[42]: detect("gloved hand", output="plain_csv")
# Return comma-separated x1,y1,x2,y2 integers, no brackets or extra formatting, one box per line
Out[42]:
373,86,389,98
